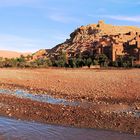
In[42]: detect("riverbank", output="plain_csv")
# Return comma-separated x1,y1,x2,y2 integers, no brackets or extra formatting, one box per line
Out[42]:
0,68,140,134
0,93,140,135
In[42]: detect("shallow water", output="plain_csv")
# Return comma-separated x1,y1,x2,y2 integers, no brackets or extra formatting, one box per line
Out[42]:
0,89,90,107
0,117,139,140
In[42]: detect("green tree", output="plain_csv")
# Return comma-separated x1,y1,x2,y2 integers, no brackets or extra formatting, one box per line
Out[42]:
75,58,84,67
86,58,92,68
95,54,108,67
17,55,26,63
68,58,76,68
112,61,118,67
93,60,99,65
54,50,68,67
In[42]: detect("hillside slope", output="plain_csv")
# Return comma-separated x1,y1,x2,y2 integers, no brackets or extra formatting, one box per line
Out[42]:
44,20,140,63
0,50,32,58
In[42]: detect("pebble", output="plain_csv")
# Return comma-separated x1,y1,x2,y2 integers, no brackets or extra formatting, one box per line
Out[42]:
8,113,12,117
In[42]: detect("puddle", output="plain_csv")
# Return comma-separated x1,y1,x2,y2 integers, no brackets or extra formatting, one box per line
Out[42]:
0,117,139,140
0,89,81,106
133,111,140,118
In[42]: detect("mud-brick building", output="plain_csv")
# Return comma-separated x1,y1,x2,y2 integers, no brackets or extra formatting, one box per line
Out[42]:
95,27,140,63
109,32,140,63
45,20,140,64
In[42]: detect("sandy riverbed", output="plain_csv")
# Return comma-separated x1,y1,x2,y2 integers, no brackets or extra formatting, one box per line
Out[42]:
0,68,140,134
0,68,140,102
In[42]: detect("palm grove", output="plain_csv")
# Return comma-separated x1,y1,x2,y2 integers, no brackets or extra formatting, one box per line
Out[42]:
0,51,139,68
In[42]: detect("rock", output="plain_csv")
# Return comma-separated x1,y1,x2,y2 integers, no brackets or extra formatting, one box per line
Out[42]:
135,106,140,110
32,49,48,60
8,113,12,117
134,129,137,135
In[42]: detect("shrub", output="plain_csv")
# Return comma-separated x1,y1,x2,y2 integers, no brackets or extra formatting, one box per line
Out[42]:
86,58,92,68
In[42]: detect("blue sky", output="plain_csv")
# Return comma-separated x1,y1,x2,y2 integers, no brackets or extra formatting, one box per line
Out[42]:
0,0,140,52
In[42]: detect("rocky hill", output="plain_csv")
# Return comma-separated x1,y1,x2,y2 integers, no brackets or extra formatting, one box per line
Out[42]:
35,21,140,63
32,49,48,60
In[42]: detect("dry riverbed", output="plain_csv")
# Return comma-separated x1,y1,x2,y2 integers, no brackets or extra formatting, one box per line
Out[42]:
0,68,140,135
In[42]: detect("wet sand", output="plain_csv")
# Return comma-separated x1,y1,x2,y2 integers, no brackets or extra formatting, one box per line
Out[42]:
0,68,140,135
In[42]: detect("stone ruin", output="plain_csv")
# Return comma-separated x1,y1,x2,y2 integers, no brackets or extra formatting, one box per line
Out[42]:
45,20,140,64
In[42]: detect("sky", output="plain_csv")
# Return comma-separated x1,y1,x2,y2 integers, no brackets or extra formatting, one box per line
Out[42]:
0,0,140,52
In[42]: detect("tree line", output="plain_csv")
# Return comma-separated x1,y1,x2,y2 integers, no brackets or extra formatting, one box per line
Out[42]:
0,53,139,68
0,55,52,68
51,52,140,68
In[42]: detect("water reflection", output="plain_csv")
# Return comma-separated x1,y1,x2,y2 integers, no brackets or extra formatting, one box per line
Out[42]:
0,117,139,140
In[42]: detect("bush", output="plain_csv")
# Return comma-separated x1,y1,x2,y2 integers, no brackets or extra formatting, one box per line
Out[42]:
94,54,109,67
134,64,140,68
93,60,99,65
112,61,119,67
86,58,92,68
68,58,76,68
115,56,134,68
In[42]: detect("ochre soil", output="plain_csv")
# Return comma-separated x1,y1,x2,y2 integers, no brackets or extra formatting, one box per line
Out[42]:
0,68,140,134
0,68,140,102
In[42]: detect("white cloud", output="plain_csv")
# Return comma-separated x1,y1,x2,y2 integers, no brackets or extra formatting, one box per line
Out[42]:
102,15,140,22
48,13,82,23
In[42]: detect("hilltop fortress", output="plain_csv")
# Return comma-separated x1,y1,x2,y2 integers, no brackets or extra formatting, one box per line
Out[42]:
34,21,140,64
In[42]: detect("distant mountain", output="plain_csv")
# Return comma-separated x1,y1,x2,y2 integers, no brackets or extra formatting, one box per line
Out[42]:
0,50,32,58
